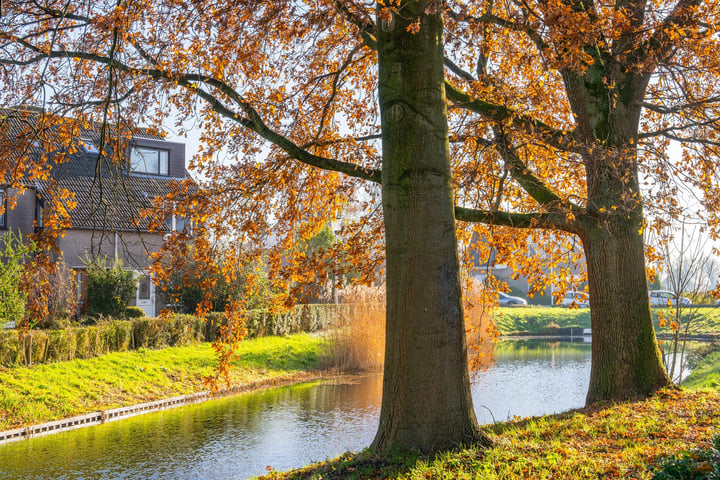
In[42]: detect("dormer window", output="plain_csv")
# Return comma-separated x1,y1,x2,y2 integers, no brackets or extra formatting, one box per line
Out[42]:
79,139,99,154
130,147,169,175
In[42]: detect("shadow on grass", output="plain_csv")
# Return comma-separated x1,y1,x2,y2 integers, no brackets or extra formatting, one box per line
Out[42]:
257,449,434,480
258,440,506,480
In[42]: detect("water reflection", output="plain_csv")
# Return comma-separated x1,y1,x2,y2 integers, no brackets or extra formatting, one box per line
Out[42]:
471,339,591,424
0,339,602,480
0,376,383,480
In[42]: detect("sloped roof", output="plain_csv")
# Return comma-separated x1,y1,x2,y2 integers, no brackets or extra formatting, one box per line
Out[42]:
1,106,190,232
40,174,179,232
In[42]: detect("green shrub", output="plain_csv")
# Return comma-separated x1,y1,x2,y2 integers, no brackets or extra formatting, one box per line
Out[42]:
45,329,76,362
0,331,22,365
652,434,720,479
0,231,34,324
111,321,133,352
74,328,91,359
125,306,145,318
157,254,275,314
131,318,158,348
85,257,137,318
0,305,343,366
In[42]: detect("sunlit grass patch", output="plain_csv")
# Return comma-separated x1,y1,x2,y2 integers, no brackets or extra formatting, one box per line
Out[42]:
0,333,327,430
495,306,720,336
683,350,720,391
494,307,591,334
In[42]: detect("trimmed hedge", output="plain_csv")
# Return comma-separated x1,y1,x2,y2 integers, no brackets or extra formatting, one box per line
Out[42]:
0,304,347,367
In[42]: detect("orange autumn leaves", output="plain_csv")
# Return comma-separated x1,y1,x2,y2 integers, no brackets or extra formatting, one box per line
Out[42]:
1,1,720,346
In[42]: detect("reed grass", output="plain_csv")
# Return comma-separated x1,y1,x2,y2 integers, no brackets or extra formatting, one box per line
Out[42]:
323,280,495,373
464,279,498,370
323,286,385,372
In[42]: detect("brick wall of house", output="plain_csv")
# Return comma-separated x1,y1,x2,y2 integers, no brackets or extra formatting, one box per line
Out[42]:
58,228,165,270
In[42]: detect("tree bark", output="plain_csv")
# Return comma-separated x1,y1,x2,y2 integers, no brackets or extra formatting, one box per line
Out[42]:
371,2,490,453
563,59,671,404
582,220,670,404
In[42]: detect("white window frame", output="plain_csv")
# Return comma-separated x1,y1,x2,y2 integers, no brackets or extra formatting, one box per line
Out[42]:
130,147,169,175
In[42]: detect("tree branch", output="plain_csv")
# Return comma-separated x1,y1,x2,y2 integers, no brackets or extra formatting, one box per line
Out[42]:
0,44,382,184
455,206,580,233
642,0,704,67
642,97,720,115
639,116,720,144
444,81,577,152
445,7,548,53
492,128,568,207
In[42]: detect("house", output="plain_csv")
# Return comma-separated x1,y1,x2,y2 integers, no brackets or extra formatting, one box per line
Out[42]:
0,107,191,317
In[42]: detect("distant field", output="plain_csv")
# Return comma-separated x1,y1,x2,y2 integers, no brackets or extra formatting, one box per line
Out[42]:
495,306,720,336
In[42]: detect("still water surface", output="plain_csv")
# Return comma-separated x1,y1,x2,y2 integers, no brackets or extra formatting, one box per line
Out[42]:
0,339,592,480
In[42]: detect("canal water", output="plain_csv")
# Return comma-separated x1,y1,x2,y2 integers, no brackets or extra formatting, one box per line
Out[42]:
0,339,594,479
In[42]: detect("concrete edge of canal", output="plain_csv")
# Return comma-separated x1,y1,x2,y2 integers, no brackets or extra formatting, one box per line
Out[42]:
0,371,328,445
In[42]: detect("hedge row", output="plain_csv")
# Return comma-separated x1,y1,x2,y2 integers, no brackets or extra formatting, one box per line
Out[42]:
0,304,346,367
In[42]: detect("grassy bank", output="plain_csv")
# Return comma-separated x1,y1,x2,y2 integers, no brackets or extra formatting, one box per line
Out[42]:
259,389,720,480
683,349,720,390
495,306,720,336
0,333,327,430
494,307,591,334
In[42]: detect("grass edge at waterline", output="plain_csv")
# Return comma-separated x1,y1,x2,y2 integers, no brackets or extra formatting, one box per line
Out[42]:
0,333,328,430
256,389,720,480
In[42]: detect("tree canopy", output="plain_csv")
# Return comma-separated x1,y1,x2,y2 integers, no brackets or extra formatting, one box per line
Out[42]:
2,0,720,453
2,0,717,287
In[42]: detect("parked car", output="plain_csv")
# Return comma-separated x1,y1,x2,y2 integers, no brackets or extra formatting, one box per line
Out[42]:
498,292,527,306
562,291,590,308
648,290,692,307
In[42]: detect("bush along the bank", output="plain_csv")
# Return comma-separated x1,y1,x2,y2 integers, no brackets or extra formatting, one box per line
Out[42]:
85,257,137,318
0,304,346,367
652,434,720,479
124,306,146,318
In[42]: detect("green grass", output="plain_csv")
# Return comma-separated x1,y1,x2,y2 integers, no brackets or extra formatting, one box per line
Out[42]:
495,306,720,336
258,389,720,480
673,308,720,335
683,350,720,391
494,307,591,334
0,333,327,430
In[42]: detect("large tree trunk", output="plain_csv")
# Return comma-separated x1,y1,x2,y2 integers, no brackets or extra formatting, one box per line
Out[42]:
582,221,670,404
564,63,670,404
371,3,489,453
